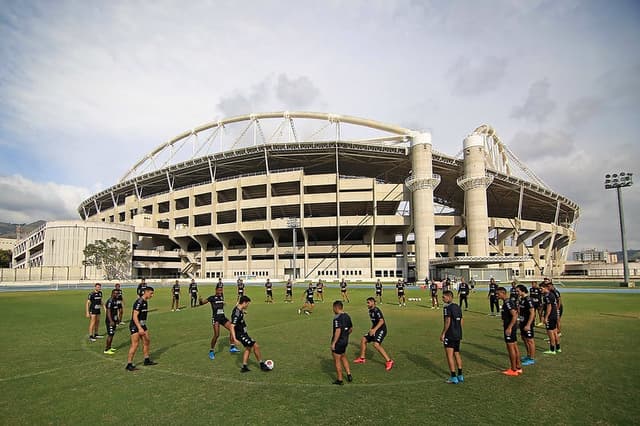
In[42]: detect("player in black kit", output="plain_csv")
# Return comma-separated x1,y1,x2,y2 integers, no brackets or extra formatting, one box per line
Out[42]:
375,279,383,303
216,278,224,294
497,287,522,376
396,279,406,307
236,278,245,302
354,298,394,371
315,279,324,302
86,283,104,342
171,280,181,312
136,277,147,297
298,282,315,315
104,289,120,354
440,290,464,384
284,278,293,303
331,300,353,385
457,278,470,310
488,278,499,316
199,286,241,359
340,278,350,303
126,286,157,371
189,279,198,308
232,296,270,373
529,281,543,326
265,278,274,304
541,283,561,355
114,283,124,325
516,285,536,365
430,281,439,309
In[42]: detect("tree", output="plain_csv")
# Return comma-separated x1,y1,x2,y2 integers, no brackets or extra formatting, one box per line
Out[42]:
83,238,131,280
0,249,11,268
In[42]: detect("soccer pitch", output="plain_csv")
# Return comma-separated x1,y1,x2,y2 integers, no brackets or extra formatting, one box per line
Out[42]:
0,285,638,425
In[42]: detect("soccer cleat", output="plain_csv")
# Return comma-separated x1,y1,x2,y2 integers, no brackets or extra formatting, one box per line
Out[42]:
240,365,251,373
520,356,529,362
332,379,344,385
103,348,116,355
176,308,180,312
522,359,535,366
536,322,544,327
108,347,117,352
354,357,366,364
229,346,240,353
543,350,556,355
457,374,464,383
89,336,97,342
125,364,138,372
347,374,353,382
297,309,301,314
385,360,395,371
558,332,563,337
208,350,215,360
95,335,105,339
143,359,158,366
171,309,174,312
516,368,523,375
502,369,519,376
446,376,459,384
556,348,562,353
304,311,310,315
260,362,271,372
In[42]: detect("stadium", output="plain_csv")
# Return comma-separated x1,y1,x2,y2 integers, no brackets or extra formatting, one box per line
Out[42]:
76,111,579,282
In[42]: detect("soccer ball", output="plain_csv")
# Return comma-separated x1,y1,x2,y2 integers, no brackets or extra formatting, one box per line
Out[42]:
265,359,274,370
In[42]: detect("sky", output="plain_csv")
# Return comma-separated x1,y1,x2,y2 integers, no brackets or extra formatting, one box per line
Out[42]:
0,0,639,253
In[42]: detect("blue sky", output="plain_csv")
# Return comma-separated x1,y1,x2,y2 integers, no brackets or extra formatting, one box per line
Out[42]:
0,0,638,252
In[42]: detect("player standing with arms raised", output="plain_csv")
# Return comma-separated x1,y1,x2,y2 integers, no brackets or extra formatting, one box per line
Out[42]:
331,300,353,385
354,297,394,370
440,290,464,384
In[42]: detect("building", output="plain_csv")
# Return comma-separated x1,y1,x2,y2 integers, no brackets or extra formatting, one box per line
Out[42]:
14,112,580,282
0,237,16,252
573,248,613,263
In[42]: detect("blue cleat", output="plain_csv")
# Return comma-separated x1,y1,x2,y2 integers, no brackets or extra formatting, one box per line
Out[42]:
208,350,215,360
457,374,464,383
446,376,459,384
520,356,530,362
522,359,535,366
229,346,240,353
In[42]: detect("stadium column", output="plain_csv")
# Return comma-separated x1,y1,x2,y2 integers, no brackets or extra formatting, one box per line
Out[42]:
456,134,494,257
405,132,440,281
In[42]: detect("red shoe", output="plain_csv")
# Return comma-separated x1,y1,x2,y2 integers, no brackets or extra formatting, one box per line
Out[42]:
516,368,523,375
385,360,395,371
502,369,519,376
354,357,366,364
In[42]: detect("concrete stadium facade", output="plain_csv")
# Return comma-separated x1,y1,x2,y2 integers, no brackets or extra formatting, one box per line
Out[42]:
76,112,579,282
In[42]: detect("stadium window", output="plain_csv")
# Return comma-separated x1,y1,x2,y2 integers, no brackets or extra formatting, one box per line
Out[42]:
396,270,403,277
390,270,395,277
375,270,382,277
383,270,389,277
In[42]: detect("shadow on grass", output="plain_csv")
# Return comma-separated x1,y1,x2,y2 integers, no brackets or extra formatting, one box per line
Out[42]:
463,341,504,370
400,350,442,377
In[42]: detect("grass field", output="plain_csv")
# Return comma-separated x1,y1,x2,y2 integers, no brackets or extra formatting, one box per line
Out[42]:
1,285,639,425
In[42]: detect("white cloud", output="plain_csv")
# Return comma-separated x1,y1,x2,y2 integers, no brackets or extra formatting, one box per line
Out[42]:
0,175,89,223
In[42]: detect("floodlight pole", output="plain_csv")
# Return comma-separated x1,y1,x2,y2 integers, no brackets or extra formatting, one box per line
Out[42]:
287,218,299,280
604,172,633,287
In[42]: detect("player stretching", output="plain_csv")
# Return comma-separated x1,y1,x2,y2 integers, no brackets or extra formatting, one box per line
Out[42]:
125,286,157,371
429,280,439,309
516,285,536,365
86,283,104,342
340,278,350,303
396,279,406,306
375,279,383,303
488,278,499,316
331,300,353,385
284,278,293,303
104,289,119,354
440,290,464,384
315,279,324,302
199,286,241,358
354,298,394,371
298,282,315,315
457,278,469,310
231,296,271,373
189,279,198,308
171,280,180,311
497,287,522,376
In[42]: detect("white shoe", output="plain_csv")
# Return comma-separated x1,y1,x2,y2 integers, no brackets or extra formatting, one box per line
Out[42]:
297,309,301,314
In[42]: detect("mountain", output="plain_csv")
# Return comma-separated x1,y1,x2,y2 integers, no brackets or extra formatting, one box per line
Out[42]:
0,221,46,239
614,250,640,262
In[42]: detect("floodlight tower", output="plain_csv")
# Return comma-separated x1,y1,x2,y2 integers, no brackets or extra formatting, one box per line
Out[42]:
604,172,634,287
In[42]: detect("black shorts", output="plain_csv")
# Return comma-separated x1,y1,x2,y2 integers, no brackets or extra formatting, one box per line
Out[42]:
238,334,255,348
286,290,292,296
431,292,437,298
266,290,273,296
364,328,386,344
173,295,180,301
191,293,198,298
375,290,382,295
106,321,117,336
459,293,468,299
504,328,517,343
443,338,461,352
90,309,101,315
316,288,323,293
519,326,534,339
238,292,244,297
397,292,405,297
531,300,540,309
341,289,347,294
129,321,148,335
332,341,348,355
546,317,558,331
213,315,229,326
305,298,314,305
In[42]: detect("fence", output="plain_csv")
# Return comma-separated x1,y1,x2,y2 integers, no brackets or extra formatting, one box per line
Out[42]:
0,266,84,282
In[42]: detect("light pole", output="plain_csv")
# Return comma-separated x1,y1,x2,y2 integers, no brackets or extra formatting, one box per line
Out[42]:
287,217,300,280
604,172,634,287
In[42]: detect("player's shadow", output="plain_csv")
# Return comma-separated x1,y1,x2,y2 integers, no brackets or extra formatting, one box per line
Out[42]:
152,342,182,360
463,341,504,369
400,350,441,377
